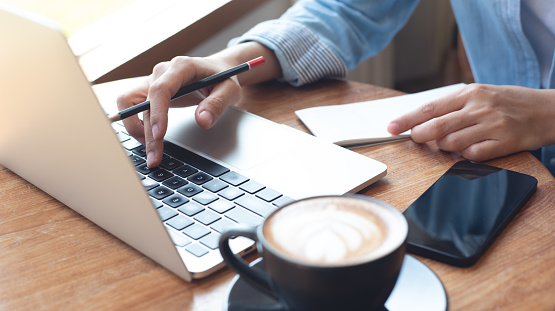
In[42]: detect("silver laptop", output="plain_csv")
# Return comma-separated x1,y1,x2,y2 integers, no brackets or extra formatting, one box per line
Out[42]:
0,5,387,281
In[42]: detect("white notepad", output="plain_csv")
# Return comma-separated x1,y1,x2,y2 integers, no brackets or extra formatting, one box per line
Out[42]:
295,84,466,146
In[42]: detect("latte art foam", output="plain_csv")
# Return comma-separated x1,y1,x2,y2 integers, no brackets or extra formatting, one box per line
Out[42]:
264,197,389,265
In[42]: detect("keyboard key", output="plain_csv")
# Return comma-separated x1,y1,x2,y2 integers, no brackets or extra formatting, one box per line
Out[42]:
157,206,178,221
136,164,159,175
132,145,147,157
129,155,145,166
177,201,204,216
116,132,130,142
200,232,221,250
148,169,174,182
187,172,213,185
164,141,230,176
185,243,209,257
160,158,184,170
192,191,219,205
163,194,189,208
208,200,235,214
225,208,263,227
122,139,141,150
173,165,198,178
163,176,188,189
148,186,173,200
210,218,237,234
193,209,221,225
150,198,163,209
240,180,265,194
112,123,121,133
177,184,203,197
142,178,159,191
203,179,229,193
273,196,295,207
166,214,194,230
220,171,249,186
256,188,282,202
218,187,244,201
183,223,211,240
167,230,191,247
235,195,276,217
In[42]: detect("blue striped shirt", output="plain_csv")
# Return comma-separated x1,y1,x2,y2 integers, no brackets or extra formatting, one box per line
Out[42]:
229,0,555,174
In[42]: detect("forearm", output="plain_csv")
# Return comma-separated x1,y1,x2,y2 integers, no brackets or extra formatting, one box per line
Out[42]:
206,41,282,86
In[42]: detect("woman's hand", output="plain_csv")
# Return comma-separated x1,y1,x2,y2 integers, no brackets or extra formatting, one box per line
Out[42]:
117,56,242,167
116,42,281,168
387,84,555,161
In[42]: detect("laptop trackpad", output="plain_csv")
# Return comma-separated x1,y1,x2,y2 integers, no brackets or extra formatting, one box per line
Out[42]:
165,106,308,171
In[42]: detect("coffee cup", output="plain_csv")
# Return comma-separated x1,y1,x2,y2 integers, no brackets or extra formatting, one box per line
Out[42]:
219,194,408,311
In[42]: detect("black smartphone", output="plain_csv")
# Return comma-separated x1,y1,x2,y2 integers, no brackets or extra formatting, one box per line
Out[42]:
403,160,537,267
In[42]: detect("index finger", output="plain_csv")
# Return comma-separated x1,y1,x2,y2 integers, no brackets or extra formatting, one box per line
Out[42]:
148,57,216,141
387,88,466,135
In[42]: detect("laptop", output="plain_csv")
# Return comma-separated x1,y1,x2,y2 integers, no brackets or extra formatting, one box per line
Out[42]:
0,5,387,281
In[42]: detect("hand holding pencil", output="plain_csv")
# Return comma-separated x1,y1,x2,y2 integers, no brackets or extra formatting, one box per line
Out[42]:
115,55,267,168
109,56,265,122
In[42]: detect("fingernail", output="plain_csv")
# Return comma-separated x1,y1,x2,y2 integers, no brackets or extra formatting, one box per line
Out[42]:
387,122,400,135
199,110,214,128
147,151,156,167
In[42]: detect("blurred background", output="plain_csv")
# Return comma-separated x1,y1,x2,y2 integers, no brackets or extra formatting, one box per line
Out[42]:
2,0,473,92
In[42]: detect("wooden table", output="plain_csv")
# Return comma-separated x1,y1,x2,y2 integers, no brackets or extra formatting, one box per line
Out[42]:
1,80,554,310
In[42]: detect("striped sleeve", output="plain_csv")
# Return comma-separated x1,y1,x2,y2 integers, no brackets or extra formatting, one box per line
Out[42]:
228,20,347,87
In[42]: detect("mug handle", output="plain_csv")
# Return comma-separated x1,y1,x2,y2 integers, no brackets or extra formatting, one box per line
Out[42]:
219,225,279,300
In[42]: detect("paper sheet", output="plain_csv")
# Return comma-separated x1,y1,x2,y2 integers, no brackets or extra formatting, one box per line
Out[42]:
295,83,466,146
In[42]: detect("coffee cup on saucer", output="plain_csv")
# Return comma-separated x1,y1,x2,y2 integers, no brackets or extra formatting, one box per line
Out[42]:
219,195,408,311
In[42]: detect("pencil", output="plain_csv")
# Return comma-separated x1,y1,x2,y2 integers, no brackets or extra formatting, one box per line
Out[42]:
108,56,265,123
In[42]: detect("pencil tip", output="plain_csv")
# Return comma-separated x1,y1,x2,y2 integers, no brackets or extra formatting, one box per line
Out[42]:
108,114,121,123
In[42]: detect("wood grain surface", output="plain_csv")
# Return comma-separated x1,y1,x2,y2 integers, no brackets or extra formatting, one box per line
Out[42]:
1,79,553,310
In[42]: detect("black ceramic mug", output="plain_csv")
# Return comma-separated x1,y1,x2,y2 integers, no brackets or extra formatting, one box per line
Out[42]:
219,195,408,311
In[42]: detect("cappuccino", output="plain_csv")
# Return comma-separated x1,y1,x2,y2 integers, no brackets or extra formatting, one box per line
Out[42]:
220,195,408,310
263,196,404,266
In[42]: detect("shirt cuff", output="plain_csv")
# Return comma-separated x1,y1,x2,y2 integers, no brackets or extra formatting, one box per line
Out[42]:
228,20,347,87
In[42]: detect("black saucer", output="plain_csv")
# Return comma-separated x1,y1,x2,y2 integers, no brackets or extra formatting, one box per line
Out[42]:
225,255,448,311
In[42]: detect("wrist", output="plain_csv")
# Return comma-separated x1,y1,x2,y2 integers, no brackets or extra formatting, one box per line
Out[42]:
545,91,555,146
533,89,555,147
207,42,282,86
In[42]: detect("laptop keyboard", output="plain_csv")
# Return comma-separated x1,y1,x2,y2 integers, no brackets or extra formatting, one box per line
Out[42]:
113,122,294,258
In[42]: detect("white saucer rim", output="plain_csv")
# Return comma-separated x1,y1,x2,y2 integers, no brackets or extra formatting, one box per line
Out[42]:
223,254,447,311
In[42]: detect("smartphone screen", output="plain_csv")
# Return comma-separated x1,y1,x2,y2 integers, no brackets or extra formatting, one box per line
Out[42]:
403,160,537,267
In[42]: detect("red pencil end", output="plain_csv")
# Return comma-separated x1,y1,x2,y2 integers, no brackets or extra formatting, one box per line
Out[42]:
247,56,265,69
